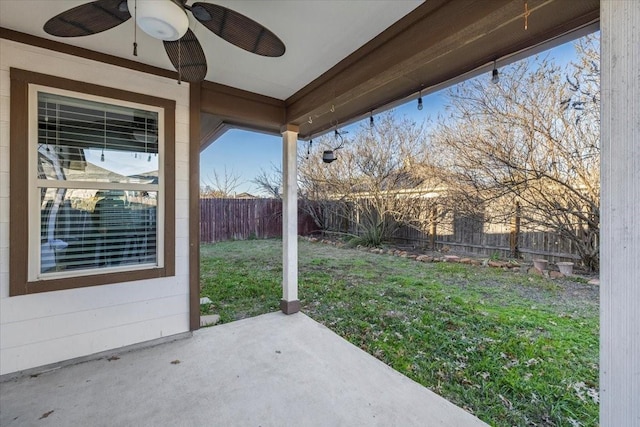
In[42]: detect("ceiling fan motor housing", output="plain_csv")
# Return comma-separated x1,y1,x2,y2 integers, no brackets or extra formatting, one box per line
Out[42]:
127,0,189,41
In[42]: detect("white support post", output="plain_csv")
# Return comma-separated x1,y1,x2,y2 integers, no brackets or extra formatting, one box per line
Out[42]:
600,1,640,425
281,124,300,314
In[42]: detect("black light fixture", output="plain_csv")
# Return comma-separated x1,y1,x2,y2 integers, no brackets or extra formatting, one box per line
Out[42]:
491,60,499,84
323,127,347,164
306,137,313,160
417,91,423,111
322,150,337,163
369,112,375,128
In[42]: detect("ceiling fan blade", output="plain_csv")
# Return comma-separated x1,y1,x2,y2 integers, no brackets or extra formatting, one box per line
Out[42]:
44,0,130,37
163,29,208,82
190,3,285,57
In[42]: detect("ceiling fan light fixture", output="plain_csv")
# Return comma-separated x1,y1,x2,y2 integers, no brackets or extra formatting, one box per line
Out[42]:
128,0,189,41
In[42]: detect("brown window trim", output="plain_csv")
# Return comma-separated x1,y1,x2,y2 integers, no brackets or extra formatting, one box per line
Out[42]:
9,68,176,296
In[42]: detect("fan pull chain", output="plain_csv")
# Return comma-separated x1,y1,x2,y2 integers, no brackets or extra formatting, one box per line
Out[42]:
133,0,138,56
55,103,60,150
524,1,530,30
178,36,182,85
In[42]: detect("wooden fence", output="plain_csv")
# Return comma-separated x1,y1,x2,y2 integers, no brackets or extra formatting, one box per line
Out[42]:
200,198,584,264
316,200,584,263
200,198,317,243
393,222,582,263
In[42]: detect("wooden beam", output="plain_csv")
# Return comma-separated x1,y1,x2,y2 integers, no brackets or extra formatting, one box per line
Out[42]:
286,0,600,138
200,81,285,135
0,27,177,81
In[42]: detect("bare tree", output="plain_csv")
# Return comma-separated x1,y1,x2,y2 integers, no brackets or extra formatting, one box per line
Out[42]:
200,167,244,198
430,35,600,270
299,112,443,245
251,163,282,198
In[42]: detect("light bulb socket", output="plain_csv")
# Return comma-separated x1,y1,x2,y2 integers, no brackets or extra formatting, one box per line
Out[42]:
491,67,499,84
417,97,423,111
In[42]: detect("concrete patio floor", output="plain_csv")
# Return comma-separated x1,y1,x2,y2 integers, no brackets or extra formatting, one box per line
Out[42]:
0,312,488,426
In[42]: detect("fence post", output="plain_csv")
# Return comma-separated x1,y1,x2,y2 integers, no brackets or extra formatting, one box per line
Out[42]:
509,201,521,258
429,206,437,250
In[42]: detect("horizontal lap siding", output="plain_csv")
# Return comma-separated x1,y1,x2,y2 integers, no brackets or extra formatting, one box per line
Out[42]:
0,40,190,375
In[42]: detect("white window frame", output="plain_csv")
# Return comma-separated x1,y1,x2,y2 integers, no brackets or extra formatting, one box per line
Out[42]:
27,84,165,282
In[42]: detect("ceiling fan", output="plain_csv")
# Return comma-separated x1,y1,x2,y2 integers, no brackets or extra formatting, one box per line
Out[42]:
43,0,286,82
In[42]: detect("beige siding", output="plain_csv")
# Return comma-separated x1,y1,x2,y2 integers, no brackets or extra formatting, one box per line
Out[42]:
0,39,191,375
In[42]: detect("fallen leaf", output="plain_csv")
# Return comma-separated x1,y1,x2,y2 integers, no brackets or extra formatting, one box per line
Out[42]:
171,360,181,364
498,394,513,410
39,410,54,420
107,356,120,362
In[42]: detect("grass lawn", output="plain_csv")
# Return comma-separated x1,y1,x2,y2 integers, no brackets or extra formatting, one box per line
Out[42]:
200,239,599,427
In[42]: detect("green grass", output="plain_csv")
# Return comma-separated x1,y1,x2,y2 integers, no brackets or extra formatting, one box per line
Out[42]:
200,239,599,427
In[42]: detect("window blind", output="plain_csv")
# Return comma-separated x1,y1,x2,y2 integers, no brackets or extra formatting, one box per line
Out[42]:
36,91,161,276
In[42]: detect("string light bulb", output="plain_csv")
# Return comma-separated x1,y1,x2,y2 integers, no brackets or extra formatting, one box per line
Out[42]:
306,138,313,160
491,60,499,84
417,91,423,111
369,113,374,128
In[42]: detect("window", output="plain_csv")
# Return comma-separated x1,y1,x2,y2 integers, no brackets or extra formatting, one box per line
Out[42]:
33,89,163,279
10,69,175,295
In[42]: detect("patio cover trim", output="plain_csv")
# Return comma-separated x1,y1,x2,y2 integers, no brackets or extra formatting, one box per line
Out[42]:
286,0,600,138
0,27,177,81
189,82,201,331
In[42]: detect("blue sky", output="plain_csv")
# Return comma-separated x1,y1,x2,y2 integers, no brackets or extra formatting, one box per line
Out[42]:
200,37,584,195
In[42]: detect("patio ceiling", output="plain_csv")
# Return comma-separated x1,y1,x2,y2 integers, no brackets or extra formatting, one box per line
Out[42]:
0,0,421,100
0,0,600,145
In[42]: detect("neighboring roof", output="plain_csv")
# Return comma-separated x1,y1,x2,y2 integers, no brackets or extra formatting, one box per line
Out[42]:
235,192,257,199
